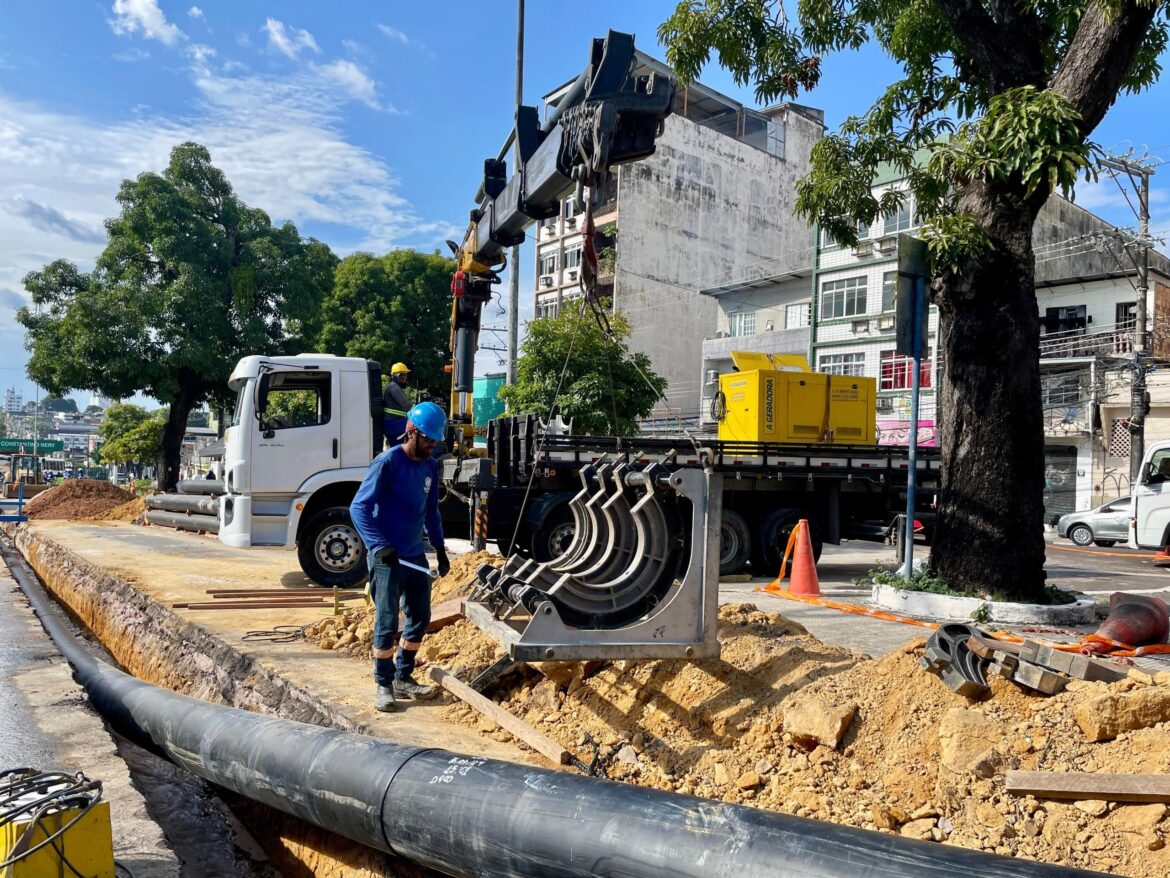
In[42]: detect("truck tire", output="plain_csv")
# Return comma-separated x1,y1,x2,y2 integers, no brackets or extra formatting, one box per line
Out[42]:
756,508,823,577
719,510,751,575
297,507,368,588
531,506,576,563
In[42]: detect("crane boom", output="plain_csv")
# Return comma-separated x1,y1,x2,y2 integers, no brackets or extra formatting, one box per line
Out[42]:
446,30,674,451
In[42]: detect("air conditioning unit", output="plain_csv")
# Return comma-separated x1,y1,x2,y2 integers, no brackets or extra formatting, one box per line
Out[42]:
876,397,894,413
852,240,874,257
566,216,577,228
877,315,896,331
566,269,579,283
877,236,898,254
540,275,554,288
851,319,871,333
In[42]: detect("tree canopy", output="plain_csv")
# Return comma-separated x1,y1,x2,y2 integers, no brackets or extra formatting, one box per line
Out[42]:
661,0,1168,600
99,407,165,467
42,395,78,413
317,249,455,400
18,142,337,490
499,305,667,436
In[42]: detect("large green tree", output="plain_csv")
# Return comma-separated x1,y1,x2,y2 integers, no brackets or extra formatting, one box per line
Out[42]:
499,306,667,436
318,249,455,400
662,0,1168,601
42,395,78,413
18,142,337,491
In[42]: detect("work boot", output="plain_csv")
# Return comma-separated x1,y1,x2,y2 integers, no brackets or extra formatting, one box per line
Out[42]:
393,675,438,700
374,684,399,712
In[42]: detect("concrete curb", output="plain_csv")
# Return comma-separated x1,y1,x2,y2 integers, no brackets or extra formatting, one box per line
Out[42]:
870,581,1097,625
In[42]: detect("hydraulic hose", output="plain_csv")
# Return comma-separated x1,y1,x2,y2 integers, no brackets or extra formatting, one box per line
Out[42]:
3,541,1110,878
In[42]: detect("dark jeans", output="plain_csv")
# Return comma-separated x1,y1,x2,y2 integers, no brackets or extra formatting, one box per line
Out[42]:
367,551,431,686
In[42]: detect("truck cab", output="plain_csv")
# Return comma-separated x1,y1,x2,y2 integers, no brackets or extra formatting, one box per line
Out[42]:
1131,439,1170,550
219,354,383,585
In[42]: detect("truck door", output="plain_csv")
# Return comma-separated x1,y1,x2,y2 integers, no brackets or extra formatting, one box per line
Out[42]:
1133,446,1170,548
250,368,339,494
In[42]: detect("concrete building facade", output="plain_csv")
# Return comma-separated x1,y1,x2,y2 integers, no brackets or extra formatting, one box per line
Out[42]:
534,52,825,424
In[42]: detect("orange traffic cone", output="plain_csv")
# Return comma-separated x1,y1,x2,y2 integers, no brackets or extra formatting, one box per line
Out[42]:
770,519,820,596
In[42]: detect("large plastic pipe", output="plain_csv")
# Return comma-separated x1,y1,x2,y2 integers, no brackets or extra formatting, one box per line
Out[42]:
146,494,220,515
3,543,1109,878
143,510,220,534
176,479,224,496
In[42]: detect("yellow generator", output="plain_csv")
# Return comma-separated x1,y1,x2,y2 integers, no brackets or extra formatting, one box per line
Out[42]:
715,352,876,445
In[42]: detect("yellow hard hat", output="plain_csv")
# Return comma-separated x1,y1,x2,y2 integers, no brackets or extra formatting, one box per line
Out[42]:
390,362,410,375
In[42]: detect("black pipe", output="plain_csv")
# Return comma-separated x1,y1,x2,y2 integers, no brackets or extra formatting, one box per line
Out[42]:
3,541,1109,878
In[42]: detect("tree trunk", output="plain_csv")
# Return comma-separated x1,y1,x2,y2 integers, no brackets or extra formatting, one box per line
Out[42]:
930,180,1048,602
158,370,202,493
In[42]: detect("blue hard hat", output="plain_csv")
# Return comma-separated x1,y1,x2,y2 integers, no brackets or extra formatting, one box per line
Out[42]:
407,401,447,441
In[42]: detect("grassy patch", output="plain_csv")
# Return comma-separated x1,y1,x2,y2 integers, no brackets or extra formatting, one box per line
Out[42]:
862,568,1078,606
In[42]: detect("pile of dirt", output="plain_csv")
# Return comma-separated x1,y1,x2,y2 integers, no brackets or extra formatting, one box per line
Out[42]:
303,551,503,661
305,587,1170,875
24,480,137,520
85,496,148,523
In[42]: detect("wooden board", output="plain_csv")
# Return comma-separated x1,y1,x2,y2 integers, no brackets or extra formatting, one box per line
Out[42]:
428,666,570,766
176,600,328,610
1006,770,1170,803
427,599,464,633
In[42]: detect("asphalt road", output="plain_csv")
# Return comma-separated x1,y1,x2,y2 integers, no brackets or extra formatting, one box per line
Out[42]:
1043,536,1170,594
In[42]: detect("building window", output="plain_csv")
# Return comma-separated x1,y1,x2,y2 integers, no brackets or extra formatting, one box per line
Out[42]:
766,119,785,158
880,349,932,390
535,297,559,320
820,226,839,249
818,352,866,376
785,302,810,329
820,276,867,320
1041,372,1084,408
538,252,558,278
882,271,897,312
883,196,914,235
729,310,757,337
564,246,582,270
562,198,581,221
1116,301,1137,330
857,219,871,240
1043,304,1087,335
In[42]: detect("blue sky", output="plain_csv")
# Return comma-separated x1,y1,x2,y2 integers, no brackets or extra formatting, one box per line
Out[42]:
0,1,1167,409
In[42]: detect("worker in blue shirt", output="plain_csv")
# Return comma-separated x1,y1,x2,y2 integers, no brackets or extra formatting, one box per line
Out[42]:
350,401,451,712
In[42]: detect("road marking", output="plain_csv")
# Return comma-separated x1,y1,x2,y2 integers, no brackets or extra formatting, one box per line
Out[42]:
1048,544,1155,559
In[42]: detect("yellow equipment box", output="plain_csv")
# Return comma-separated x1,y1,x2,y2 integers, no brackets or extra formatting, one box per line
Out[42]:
716,352,876,445
1,799,114,878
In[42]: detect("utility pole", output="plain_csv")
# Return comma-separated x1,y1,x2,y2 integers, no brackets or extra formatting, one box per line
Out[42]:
505,0,524,387
1099,155,1155,482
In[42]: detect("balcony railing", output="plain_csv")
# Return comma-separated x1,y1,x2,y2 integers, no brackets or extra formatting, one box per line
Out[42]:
1040,325,1134,359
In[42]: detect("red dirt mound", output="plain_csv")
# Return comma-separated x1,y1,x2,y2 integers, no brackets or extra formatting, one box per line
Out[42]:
24,480,136,520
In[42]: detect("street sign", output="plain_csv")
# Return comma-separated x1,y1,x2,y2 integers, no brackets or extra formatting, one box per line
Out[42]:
0,438,65,454
895,234,930,357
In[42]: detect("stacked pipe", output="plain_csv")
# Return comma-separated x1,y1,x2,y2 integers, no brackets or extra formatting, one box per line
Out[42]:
473,460,683,629
144,480,222,534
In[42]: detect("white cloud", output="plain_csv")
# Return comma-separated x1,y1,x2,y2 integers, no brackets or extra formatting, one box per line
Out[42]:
377,24,410,45
188,6,204,19
186,43,216,62
314,60,391,112
110,0,184,47
113,48,151,62
263,18,320,60
341,39,366,57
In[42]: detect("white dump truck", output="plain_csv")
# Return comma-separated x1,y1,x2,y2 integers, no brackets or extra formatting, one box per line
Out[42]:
1130,439,1170,550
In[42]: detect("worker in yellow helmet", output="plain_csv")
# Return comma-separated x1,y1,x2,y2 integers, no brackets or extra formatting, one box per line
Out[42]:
383,362,412,447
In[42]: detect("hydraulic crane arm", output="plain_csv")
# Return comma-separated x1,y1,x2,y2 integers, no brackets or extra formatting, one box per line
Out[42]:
446,30,674,451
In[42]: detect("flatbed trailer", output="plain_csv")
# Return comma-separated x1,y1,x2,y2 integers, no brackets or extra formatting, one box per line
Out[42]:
442,415,941,576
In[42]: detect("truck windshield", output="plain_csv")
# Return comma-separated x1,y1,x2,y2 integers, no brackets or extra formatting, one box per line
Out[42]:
228,379,252,428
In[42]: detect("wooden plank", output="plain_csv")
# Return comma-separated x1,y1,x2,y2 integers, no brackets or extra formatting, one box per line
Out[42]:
428,666,570,766
208,591,363,600
206,589,362,596
175,600,327,610
1006,771,1170,803
427,599,464,633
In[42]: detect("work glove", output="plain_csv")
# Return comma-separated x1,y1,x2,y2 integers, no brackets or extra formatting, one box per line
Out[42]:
376,546,397,566
435,546,451,578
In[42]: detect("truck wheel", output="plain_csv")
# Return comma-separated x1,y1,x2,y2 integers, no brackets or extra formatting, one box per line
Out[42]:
756,508,823,576
1067,524,1093,547
531,506,575,563
297,507,367,588
719,510,751,575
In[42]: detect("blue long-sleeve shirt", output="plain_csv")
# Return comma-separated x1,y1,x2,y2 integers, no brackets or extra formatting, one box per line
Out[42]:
349,446,444,559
